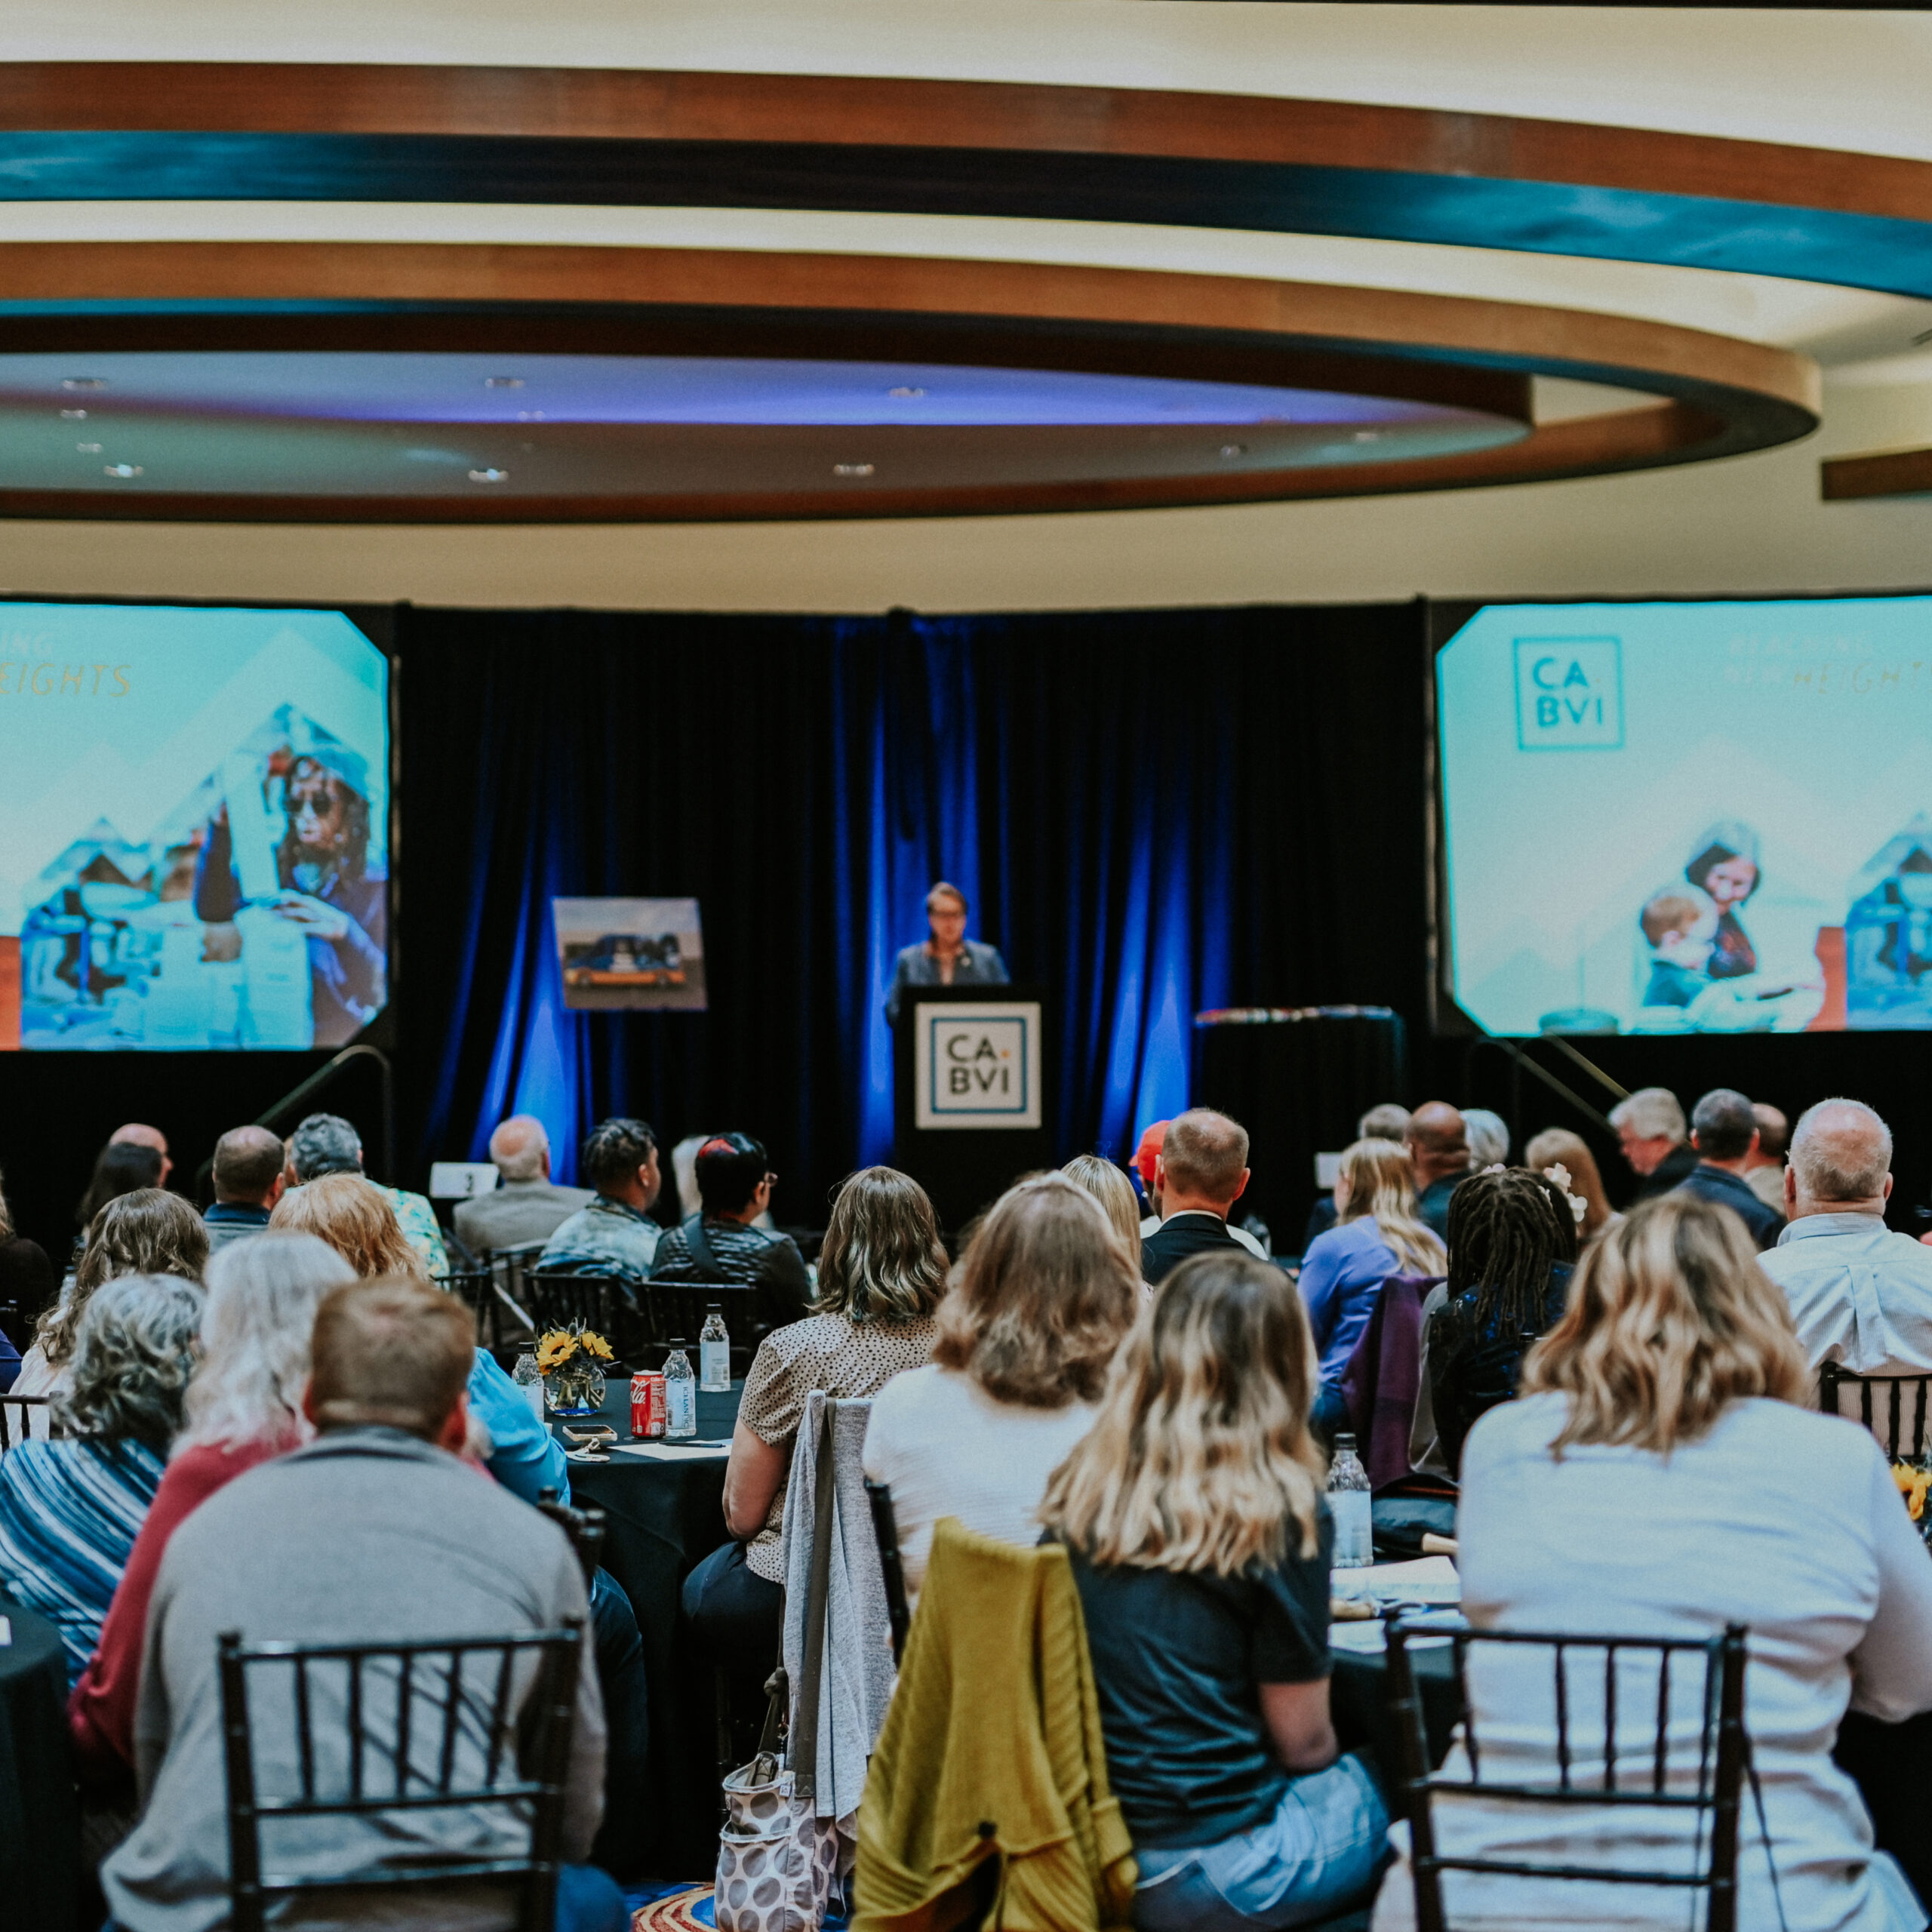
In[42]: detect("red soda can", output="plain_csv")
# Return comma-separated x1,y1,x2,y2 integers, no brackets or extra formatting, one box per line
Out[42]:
632,1371,667,1438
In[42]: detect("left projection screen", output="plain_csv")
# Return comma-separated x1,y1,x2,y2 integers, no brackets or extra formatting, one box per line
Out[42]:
0,603,389,1051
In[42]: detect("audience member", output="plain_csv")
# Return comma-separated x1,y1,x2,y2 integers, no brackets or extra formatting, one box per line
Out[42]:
1522,1128,1619,1244
0,1274,203,1684
109,1123,172,1188
1607,1085,1697,1200
1405,1103,1472,1241
1135,1119,1266,1259
0,1168,44,1384
1420,1168,1578,1479
74,1139,165,1241
884,879,1011,1026
454,1113,593,1254
1302,1103,1413,1249
1759,1100,1932,1429
100,1275,622,1932
1748,1100,1792,1214
1297,1139,1445,1438
1375,1194,1932,1930
539,1118,665,1279
68,1233,354,1784
1676,1087,1783,1249
15,1191,207,1422
650,1132,811,1321
1062,1154,1143,1271
1042,1249,1387,1930
864,1173,1137,1603
1139,1109,1254,1284
1462,1108,1511,1169
200,1125,287,1253
284,1112,448,1275
685,1168,946,1685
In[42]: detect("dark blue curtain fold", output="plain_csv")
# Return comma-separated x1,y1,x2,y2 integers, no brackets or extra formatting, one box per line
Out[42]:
393,601,1427,1208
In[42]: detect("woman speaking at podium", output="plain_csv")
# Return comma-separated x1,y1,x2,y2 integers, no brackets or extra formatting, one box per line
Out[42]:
885,881,1009,1025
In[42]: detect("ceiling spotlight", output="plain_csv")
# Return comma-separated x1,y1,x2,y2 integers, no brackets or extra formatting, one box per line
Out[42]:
1219,443,1247,459
484,376,525,389
832,462,876,478
888,386,926,399
102,463,142,478
63,377,108,392
60,408,88,420
468,468,509,483
76,441,101,453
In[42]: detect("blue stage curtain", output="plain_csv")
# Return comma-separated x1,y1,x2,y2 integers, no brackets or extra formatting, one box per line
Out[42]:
394,602,1427,1211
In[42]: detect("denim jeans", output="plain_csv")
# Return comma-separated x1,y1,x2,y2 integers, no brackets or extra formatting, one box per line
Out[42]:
1131,1753,1389,1931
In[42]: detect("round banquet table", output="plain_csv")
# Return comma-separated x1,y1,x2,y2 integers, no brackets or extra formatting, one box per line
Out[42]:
0,1595,82,1930
549,1375,744,1878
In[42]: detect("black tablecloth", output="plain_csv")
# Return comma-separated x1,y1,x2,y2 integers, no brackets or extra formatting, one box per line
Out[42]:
0,1595,82,1930
552,1377,743,1878
1331,1638,1460,1777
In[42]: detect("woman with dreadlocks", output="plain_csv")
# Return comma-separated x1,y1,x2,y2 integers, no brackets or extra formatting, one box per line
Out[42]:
1423,1167,1578,1479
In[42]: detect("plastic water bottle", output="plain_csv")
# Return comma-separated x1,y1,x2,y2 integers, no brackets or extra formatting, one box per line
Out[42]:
700,1306,731,1392
663,1340,697,1438
512,1350,545,1425
1327,1433,1374,1569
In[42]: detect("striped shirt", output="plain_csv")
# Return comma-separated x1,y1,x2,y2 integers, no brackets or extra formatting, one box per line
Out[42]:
0,1438,164,1683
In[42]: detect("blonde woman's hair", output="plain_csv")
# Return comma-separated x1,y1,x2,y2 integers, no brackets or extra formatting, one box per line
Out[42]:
932,1173,1139,1409
1336,1138,1446,1278
814,1167,949,1323
269,1173,429,1284
1524,1128,1615,1239
1041,1250,1327,1574
1062,1155,1143,1269
1521,1192,1806,1457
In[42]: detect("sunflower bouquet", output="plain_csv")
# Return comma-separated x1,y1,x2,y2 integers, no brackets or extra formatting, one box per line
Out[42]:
537,1322,615,1415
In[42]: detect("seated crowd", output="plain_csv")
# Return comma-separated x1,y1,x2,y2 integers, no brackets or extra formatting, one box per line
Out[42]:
0,1072,1929,1932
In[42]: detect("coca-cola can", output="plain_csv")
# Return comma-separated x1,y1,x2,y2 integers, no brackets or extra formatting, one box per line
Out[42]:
631,1371,667,1439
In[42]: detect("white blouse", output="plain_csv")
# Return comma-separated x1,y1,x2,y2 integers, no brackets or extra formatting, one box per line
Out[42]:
1373,1393,1932,1932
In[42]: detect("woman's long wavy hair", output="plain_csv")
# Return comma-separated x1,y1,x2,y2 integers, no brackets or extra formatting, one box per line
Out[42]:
814,1167,949,1324
1336,1138,1446,1278
270,1173,427,1284
175,1233,357,1457
38,1189,209,1368
1521,1192,1806,1456
1524,1128,1616,1241
1061,1155,1143,1271
1041,1250,1327,1574
55,1272,205,1455
932,1174,1139,1408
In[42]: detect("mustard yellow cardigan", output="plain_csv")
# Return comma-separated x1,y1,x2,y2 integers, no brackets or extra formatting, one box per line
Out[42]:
853,1518,1138,1932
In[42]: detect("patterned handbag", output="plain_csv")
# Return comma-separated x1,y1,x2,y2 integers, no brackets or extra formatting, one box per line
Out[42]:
715,1400,841,1932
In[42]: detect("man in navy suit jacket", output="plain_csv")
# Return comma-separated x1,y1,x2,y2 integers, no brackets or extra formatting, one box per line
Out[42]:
1140,1109,1253,1285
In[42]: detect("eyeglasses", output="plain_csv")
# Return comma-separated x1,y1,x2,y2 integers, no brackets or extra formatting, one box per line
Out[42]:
763,1172,779,1188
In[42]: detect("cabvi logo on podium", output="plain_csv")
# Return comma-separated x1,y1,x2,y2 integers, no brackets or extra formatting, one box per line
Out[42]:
1514,637,1623,750
913,1002,1042,1131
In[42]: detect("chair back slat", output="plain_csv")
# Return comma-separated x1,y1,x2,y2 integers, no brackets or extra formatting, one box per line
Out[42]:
0,1393,62,1451
219,1623,583,1932
1388,1617,1750,1932
1818,1362,1932,1458
865,1478,913,1665
642,1281,763,1361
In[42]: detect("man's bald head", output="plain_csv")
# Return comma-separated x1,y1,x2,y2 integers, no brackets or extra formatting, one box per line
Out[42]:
1406,1103,1470,1186
212,1124,288,1207
1788,1099,1893,1215
488,1114,551,1183
112,1122,171,1185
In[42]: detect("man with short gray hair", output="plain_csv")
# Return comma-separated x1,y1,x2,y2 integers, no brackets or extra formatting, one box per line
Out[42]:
454,1113,592,1254
1759,1099,1932,1429
284,1112,448,1277
1607,1086,1697,1200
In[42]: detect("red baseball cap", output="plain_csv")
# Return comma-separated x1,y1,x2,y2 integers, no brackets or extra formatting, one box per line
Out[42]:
1132,1121,1169,1191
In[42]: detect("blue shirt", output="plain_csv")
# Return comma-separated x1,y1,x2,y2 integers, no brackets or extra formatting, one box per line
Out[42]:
466,1350,570,1507
1299,1217,1402,1386
538,1195,660,1280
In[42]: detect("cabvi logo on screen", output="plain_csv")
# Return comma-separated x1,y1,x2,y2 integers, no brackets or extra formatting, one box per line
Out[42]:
1513,636,1623,750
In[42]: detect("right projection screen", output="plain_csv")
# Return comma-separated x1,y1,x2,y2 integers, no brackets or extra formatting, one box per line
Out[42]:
1436,595,1932,1037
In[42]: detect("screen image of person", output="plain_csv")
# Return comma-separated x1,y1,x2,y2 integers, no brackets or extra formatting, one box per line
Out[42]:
884,881,1009,1025
1683,822,1760,980
195,746,386,1047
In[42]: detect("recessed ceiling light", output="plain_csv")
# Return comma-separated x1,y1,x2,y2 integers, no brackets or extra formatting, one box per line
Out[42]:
468,468,509,483
484,377,524,389
76,441,101,453
63,377,108,392
888,386,926,399
832,462,876,478
102,463,142,478
60,408,88,420
1219,443,1247,459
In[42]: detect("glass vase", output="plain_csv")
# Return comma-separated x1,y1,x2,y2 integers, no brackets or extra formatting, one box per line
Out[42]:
545,1360,607,1417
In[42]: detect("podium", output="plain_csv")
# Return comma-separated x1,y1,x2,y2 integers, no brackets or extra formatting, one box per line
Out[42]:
893,984,1051,1235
